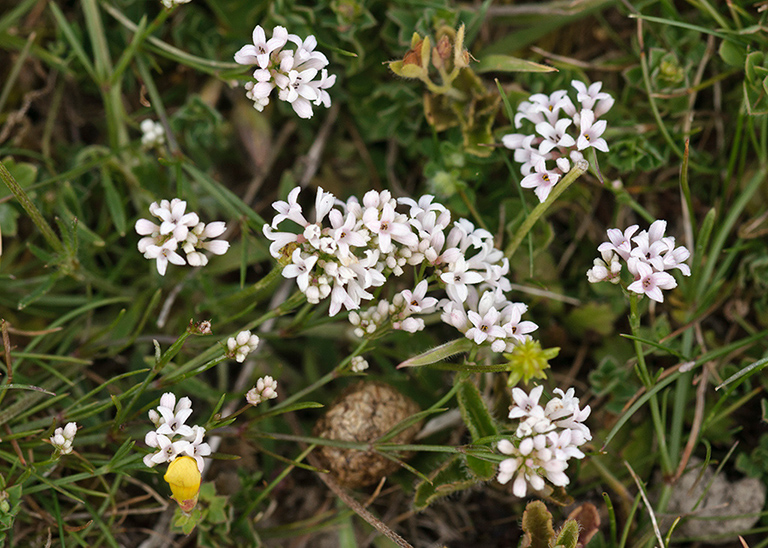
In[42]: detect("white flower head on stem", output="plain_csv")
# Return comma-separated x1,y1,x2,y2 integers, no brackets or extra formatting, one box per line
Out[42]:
350,356,369,373
227,330,261,363
247,376,279,406
50,422,77,455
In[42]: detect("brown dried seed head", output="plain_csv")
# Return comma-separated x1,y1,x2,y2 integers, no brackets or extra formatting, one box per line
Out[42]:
313,381,422,488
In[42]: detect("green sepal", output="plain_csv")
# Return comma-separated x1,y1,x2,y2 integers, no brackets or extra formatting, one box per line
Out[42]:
553,519,579,548
520,500,555,548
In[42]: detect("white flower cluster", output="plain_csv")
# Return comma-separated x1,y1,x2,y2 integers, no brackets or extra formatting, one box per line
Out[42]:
265,187,537,353
144,393,211,473
135,199,230,275
497,386,591,497
234,25,336,119
502,81,614,202
50,422,77,455
140,119,165,148
161,0,190,8
588,220,691,303
227,330,260,363
246,376,278,406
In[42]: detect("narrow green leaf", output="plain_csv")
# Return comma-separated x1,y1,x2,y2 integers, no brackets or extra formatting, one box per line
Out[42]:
17,273,61,310
0,384,55,395
397,338,474,368
48,2,98,82
100,167,126,236
183,163,266,228
715,355,768,390
619,334,686,359
476,54,556,74
252,401,324,422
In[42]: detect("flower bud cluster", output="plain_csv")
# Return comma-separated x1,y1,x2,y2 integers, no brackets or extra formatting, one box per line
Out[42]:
161,0,190,8
50,422,77,455
227,330,260,363
588,220,691,302
502,80,614,202
144,393,211,473
350,356,369,373
234,25,336,119
264,187,537,354
135,199,230,275
140,119,165,148
497,386,590,497
246,376,278,406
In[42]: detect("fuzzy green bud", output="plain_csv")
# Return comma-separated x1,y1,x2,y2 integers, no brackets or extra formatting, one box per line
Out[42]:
504,339,559,387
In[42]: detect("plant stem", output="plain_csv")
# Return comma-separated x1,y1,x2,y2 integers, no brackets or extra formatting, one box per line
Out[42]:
505,159,588,259
628,293,672,474
0,161,64,255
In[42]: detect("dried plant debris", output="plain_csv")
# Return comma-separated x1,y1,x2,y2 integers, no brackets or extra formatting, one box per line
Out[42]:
313,381,422,488
665,457,766,543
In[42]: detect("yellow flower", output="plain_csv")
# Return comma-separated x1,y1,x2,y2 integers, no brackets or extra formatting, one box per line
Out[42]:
164,456,201,512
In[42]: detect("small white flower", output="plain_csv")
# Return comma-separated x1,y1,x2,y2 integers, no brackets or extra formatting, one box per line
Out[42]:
576,109,609,152
520,169,560,203
246,376,279,406
149,434,190,465
282,249,318,293
627,259,677,302
155,401,194,438
50,422,77,455
234,25,289,68
144,239,186,276
140,119,165,148
508,385,545,420
397,280,438,315
466,307,506,345
160,0,191,9
440,256,485,302
572,80,611,111
182,425,212,473
598,225,639,261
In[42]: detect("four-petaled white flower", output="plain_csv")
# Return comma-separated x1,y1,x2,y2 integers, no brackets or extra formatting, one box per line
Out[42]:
627,259,677,302
576,109,608,152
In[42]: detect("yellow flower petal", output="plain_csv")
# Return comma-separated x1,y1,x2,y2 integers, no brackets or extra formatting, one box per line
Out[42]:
164,456,201,511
